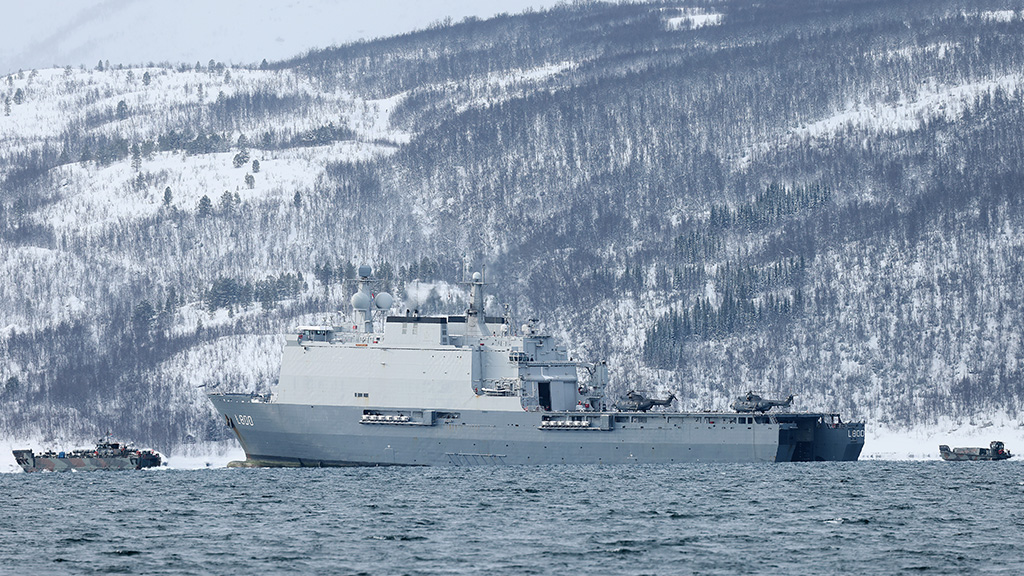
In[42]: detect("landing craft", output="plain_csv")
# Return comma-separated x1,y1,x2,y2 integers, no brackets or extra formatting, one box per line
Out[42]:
939,441,1013,461
731,391,794,413
208,266,864,465
13,438,162,472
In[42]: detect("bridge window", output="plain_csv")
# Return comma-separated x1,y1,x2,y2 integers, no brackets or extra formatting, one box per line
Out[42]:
299,329,332,342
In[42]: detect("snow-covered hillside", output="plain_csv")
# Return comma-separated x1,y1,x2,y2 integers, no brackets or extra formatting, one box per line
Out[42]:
3,0,1024,457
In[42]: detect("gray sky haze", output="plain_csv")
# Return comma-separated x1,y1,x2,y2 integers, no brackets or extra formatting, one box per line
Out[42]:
2,0,574,76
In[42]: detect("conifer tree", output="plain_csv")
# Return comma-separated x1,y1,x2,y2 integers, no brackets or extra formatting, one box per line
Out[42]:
220,190,234,212
197,194,213,217
165,287,178,313
131,143,142,171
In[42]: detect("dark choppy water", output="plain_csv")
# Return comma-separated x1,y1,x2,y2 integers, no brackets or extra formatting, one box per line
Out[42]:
2,462,1022,575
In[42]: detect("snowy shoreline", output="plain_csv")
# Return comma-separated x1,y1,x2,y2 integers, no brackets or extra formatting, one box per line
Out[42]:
864,420,1024,461
4,421,1022,472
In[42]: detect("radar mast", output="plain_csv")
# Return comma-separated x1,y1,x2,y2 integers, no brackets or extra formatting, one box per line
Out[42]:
350,265,392,333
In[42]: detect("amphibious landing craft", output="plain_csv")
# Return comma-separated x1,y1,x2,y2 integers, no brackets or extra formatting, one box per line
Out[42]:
208,267,863,465
13,438,161,472
939,441,1013,461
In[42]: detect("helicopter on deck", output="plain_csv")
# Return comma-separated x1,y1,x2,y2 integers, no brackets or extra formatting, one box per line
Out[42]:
615,390,676,412
731,392,794,413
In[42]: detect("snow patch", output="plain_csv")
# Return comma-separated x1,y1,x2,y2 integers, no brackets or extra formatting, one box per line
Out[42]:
40,141,397,231
665,11,724,30
794,74,1024,139
734,73,1024,170
978,10,1018,23
0,65,413,233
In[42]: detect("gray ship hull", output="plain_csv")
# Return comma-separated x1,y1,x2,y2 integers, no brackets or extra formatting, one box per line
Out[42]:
210,394,864,465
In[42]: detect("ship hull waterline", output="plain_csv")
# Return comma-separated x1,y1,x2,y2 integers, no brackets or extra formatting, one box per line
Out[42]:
210,393,864,466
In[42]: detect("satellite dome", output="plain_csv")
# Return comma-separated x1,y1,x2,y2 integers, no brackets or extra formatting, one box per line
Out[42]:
373,292,394,310
358,264,372,278
350,291,371,310
472,272,482,282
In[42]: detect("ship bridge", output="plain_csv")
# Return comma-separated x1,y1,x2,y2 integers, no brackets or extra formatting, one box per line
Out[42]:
275,268,605,414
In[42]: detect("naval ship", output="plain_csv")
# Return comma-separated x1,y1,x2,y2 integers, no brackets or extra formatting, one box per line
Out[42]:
209,267,864,466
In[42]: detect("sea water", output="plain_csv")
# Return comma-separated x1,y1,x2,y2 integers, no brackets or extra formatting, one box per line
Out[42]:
1,462,1021,575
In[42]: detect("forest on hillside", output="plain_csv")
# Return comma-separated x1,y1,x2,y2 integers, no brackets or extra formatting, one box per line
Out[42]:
3,0,1024,447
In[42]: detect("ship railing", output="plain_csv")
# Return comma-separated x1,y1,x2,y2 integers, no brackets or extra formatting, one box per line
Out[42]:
523,360,599,369
538,414,611,430
359,410,438,426
539,418,593,429
361,414,411,424
821,414,850,428
329,332,380,345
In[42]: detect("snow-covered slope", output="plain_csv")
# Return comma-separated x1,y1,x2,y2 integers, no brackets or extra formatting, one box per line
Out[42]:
3,0,1024,458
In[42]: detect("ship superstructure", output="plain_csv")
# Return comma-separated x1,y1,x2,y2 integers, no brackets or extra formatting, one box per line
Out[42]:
209,267,863,465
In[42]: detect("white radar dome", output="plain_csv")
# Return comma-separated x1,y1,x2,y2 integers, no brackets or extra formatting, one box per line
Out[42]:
373,292,394,310
350,291,371,310
358,264,372,278
473,272,482,282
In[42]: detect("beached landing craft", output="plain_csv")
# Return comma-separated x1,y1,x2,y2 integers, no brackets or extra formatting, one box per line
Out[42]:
209,267,864,466
939,441,1013,461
